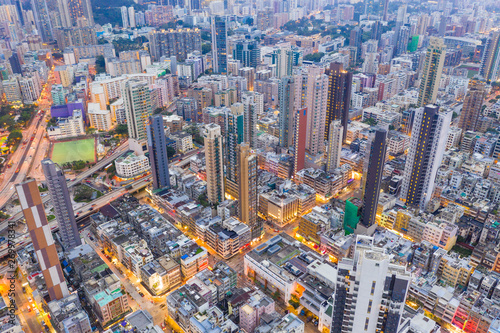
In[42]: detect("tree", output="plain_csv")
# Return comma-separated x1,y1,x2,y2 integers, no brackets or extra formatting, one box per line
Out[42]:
0,115,14,129
96,55,106,74
362,118,377,126
115,124,128,136
202,43,211,54
198,194,210,207
272,290,280,300
7,130,22,146
201,31,211,41
167,146,176,158
303,52,325,62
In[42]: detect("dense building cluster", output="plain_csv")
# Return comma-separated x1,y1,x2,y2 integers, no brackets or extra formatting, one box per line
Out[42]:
4,0,500,333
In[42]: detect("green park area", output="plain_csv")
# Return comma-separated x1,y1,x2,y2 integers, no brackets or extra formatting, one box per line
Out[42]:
51,138,95,165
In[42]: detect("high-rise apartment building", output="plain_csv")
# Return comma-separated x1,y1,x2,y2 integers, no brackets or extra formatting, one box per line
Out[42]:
359,128,387,235
16,180,70,301
331,236,411,333
122,79,153,147
121,6,129,28
211,16,227,74
67,0,93,26
326,120,343,173
400,105,452,211
349,26,362,62
41,159,82,251
417,37,446,107
293,108,307,177
271,48,301,79
204,123,224,204
243,95,257,148
147,115,170,190
479,30,500,83
225,104,244,199
302,66,328,155
458,80,487,132
31,0,53,42
278,76,296,148
325,62,352,143
238,143,260,239
128,6,135,27
233,39,260,68
149,29,201,61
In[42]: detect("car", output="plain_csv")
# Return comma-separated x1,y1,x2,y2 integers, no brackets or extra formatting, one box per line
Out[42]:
27,305,31,312
28,297,32,302
41,320,45,326
88,208,92,211
160,304,166,309
139,292,144,297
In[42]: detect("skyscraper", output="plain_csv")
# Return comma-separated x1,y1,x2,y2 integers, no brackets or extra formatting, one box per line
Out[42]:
121,6,129,28
56,0,71,27
128,6,135,27
278,76,296,148
149,29,202,61
301,66,328,155
382,0,389,21
233,39,260,68
325,62,352,144
204,123,224,204
67,0,93,26
122,79,153,148
271,48,301,79
331,236,411,333
238,143,260,239
349,27,362,62
147,115,170,190
16,180,70,301
359,128,387,235
225,104,244,199
400,105,452,211
479,30,500,83
395,25,410,56
41,159,81,251
211,16,227,74
326,120,343,173
31,0,53,42
293,108,307,177
458,80,487,132
417,37,446,107
243,94,258,148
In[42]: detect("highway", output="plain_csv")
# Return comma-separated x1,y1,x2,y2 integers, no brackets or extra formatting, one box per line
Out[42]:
0,67,56,209
0,142,130,231
0,187,128,258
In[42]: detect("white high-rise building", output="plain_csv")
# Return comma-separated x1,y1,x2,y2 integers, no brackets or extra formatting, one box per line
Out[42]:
121,79,152,147
326,120,343,173
204,123,224,204
331,236,411,333
121,6,129,28
128,6,135,27
400,105,452,211
241,91,264,115
295,66,328,155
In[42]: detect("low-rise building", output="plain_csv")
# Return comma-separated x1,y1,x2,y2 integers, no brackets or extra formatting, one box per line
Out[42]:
47,293,92,333
140,255,181,296
115,152,150,178
180,246,208,279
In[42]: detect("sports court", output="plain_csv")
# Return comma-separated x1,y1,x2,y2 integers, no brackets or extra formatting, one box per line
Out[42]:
51,138,95,164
